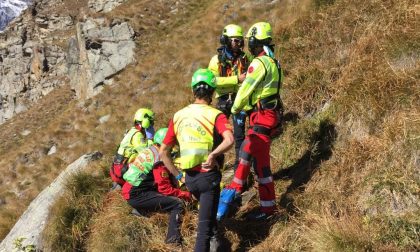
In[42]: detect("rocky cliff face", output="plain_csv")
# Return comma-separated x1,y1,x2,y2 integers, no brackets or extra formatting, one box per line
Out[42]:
0,0,135,124
0,1,70,124
68,18,136,99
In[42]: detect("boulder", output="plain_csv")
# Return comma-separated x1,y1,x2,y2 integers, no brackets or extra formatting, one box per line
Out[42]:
88,0,128,13
99,114,111,124
68,18,135,99
47,145,56,155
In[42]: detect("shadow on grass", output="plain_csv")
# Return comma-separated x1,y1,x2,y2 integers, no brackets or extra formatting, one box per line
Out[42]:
282,111,299,125
216,116,336,251
216,112,307,251
219,213,287,252
273,118,337,214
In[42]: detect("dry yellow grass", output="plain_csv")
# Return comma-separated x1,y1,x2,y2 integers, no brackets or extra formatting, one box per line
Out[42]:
258,0,419,250
86,191,201,251
0,0,418,251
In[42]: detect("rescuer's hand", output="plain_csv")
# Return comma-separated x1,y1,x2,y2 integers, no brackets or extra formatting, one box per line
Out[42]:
202,153,216,171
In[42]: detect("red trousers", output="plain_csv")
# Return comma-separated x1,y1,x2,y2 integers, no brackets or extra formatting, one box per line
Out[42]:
229,108,279,214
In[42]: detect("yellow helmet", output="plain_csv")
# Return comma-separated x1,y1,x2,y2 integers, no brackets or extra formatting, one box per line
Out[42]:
133,108,154,129
223,24,243,37
220,24,244,46
246,22,273,51
246,22,273,40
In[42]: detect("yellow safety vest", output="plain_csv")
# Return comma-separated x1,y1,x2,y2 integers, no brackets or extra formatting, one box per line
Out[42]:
117,127,149,158
123,145,159,186
231,55,282,114
173,104,222,170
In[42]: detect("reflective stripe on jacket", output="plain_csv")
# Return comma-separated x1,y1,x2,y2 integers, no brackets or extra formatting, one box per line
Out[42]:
173,104,222,170
117,127,149,158
231,55,282,114
123,145,160,186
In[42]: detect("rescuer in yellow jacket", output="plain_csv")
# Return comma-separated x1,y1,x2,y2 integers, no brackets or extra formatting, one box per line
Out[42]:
160,69,234,252
227,22,284,221
208,24,253,171
110,108,155,186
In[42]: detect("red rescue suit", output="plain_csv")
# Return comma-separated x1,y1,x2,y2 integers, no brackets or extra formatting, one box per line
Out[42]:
122,162,191,201
229,51,283,215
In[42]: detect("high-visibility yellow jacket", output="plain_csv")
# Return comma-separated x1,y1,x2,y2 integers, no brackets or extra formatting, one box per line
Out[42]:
117,127,150,159
123,145,160,186
231,55,283,114
208,50,252,98
173,104,222,170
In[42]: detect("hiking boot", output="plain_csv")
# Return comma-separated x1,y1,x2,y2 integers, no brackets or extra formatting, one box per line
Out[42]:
217,188,239,221
131,208,143,217
246,211,271,221
232,193,242,206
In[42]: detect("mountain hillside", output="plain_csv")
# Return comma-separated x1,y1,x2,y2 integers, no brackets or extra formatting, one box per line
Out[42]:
0,0,31,31
0,0,418,251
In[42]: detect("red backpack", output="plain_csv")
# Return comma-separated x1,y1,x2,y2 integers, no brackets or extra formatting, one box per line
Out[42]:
109,154,129,186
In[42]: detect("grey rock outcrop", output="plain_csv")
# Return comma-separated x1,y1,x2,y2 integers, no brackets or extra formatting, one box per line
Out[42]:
88,0,128,13
0,0,72,124
0,0,135,124
0,152,102,252
35,14,73,31
68,18,136,99
47,145,56,155
0,25,67,124
99,114,111,124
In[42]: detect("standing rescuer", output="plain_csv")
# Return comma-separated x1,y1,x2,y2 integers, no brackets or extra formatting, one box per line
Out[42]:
208,24,252,170
160,68,234,252
110,108,155,186
226,22,284,221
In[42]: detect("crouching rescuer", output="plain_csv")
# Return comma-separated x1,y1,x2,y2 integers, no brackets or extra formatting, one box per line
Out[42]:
122,128,191,245
219,22,284,221
110,108,155,187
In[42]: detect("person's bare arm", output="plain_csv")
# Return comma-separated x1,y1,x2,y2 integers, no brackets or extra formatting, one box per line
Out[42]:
202,130,234,170
160,143,185,183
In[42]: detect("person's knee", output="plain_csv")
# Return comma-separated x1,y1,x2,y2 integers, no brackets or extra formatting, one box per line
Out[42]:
172,198,184,213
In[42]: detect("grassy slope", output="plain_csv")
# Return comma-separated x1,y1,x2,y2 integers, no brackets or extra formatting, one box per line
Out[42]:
254,0,419,251
0,0,418,251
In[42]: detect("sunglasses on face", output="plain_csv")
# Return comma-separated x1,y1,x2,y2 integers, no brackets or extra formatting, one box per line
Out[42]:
230,38,243,43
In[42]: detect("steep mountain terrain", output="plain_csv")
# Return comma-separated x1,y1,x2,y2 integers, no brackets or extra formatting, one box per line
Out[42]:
0,0,31,31
0,0,418,251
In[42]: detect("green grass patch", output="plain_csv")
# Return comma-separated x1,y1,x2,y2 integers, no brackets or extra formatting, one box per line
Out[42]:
365,214,420,250
313,0,336,9
43,170,109,252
